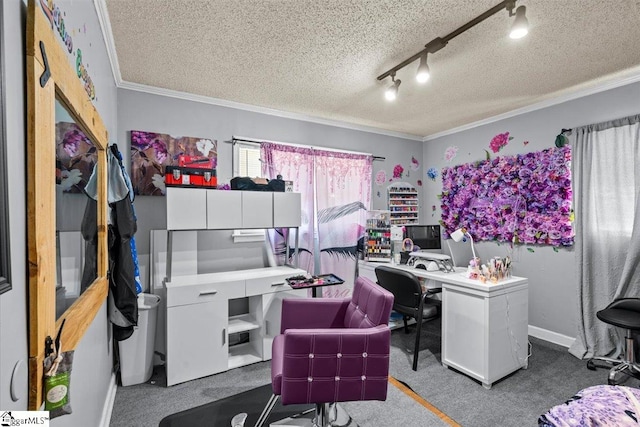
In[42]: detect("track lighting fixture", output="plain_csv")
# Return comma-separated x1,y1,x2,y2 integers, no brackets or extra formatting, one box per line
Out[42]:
509,5,529,39
385,74,401,101
378,0,529,101
416,54,430,84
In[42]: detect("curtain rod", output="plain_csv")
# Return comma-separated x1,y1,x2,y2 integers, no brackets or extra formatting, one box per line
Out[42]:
228,135,386,161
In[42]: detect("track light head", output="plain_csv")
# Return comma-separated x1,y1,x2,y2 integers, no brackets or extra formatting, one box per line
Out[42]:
416,54,430,84
509,5,529,39
385,75,401,101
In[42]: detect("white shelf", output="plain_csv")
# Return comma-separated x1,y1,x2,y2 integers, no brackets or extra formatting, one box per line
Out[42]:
228,314,260,334
228,343,262,369
387,183,419,226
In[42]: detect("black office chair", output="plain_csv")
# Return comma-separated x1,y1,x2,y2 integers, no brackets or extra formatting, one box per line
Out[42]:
374,265,441,371
586,298,640,385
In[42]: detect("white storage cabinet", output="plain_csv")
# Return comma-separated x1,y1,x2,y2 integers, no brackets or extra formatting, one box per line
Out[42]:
164,188,305,386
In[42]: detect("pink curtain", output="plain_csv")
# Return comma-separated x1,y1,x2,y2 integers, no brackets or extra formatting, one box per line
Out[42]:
261,143,316,273
261,143,373,297
314,149,372,297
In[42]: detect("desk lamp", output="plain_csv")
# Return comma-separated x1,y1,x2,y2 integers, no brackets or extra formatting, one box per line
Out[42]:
450,227,478,265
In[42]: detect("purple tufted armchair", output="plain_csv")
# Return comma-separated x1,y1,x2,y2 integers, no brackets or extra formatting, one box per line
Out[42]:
255,276,394,427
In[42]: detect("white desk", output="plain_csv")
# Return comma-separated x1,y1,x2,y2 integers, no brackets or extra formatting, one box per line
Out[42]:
358,261,529,389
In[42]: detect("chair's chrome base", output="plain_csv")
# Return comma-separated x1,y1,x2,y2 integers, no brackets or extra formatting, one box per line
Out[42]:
586,330,640,385
255,398,357,427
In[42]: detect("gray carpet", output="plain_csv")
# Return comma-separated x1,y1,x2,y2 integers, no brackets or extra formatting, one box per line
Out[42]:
387,318,640,427
110,356,449,427
110,320,639,427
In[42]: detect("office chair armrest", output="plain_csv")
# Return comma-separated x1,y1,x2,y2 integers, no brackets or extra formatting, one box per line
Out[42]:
281,297,350,332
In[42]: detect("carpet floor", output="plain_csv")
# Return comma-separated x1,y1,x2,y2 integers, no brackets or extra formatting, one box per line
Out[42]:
110,319,639,426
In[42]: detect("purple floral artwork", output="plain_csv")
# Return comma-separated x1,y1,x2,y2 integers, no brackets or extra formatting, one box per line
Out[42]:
489,132,513,153
444,146,458,162
130,130,217,196
440,146,573,247
56,122,97,193
375,170,387,186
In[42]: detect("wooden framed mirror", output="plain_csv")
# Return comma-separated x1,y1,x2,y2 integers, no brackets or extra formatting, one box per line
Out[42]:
26,0,108,409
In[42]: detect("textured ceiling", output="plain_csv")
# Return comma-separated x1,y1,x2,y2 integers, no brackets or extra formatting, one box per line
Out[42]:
104,0,640,138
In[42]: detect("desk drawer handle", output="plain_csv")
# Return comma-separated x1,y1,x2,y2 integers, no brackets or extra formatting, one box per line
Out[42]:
271,281,285,287
199,290,218,296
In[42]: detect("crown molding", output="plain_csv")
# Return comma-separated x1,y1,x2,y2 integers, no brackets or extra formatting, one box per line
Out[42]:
118,81,424,141
423,68,640,141
93,0,421,142
94,0,122,86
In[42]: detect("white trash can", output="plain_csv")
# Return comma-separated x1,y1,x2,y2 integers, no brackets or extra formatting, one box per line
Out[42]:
119,293,161,386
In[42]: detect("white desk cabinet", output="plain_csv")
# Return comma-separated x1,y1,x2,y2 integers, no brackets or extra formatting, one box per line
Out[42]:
441,276,528,389
357,261,529,388
164,266,307,386
166,299,228,386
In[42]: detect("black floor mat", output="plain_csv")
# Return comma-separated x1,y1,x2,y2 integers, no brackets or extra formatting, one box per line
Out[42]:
159,384,313,427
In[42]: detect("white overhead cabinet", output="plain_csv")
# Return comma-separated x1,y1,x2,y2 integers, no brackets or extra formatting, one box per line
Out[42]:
163,188,305,386
166,188,301,230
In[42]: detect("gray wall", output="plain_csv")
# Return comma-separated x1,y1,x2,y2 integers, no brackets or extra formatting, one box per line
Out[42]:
0,1,118,426
116,89,425,291
423,81,640,339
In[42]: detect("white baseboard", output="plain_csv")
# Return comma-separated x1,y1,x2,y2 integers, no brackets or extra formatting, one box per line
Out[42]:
100,373,117,427
529,325,575,348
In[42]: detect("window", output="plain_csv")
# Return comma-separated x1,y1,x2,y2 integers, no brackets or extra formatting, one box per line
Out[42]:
233,141,262,178
0,1,10,294
232,141,265,242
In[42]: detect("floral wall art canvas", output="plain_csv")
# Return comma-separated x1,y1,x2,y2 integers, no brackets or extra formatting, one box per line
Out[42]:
440,145,573,247
130,130,217,196
56,121,97,193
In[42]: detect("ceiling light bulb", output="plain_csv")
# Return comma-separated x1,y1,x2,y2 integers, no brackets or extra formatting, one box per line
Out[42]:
385,79,401,101
509,5,529,39
416,55,430,84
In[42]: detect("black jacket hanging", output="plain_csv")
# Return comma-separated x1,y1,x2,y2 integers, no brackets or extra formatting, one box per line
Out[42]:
82,145,138,341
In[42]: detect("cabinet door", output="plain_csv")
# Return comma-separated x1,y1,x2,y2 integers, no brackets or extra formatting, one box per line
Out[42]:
207,190,242,229
242,192,273,228
442,287,486,380
273,192,301,227
166,187,207,230
261,289,308,360
166,299,228,386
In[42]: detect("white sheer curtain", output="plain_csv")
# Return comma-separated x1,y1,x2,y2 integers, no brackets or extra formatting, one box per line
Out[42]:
569,114,640,360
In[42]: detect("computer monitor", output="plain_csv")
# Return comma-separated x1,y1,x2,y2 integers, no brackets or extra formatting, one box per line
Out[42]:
404,225,441,251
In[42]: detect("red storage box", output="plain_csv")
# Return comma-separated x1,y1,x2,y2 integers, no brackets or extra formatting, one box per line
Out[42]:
178,155,215,169
165,166,217,188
